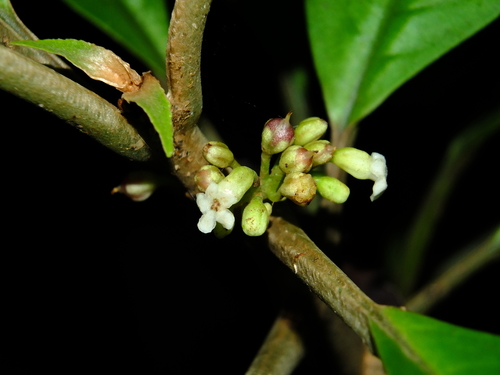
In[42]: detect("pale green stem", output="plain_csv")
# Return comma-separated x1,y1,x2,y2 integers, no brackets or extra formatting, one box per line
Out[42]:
406,225,500,314
260,152,285,202
393,108,500,295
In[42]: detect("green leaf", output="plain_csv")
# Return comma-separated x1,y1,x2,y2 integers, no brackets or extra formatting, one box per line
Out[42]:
11,39,142,92
123,73,174,157
306,0,500,130
0,0,68,67
61,0,169,80
370,306,500,374
11,38,173,157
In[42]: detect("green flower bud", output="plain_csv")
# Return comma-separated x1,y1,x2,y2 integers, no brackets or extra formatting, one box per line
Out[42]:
261,111,295,154
293,117,328,146
111,171,164,202
304,140,336,167
195,165,225,192
313,175,350,204
218,166,257,203
279,145,314,174
203,141,235,168
279,172,317,206
213,222,233,239
332,147,388,201
242,196,270,236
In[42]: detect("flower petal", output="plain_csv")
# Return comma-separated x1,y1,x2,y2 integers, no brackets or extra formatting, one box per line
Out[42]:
196,193,212,213
197,210,217,233
216,209,235,230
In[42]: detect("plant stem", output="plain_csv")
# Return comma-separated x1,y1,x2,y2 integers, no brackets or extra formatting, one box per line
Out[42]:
260,152,272,181
166,0,212,194
393,108,500,295
267,216,382,352
0,45,152,161
406,225,500,314
245,312,305,375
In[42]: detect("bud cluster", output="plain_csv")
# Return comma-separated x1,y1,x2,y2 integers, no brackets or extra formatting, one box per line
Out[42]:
194,112,388,237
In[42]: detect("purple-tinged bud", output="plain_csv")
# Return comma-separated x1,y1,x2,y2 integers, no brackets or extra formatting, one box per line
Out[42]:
261,111,295,154
195,165,225,192
279,145,314,174
203,141,234,168
111,171,164,201
304,140,336,167
313,175,350,204
242,196,270,236
293,117,328,146
279,172,317,206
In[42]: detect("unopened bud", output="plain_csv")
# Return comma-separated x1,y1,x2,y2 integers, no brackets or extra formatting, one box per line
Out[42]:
203,141,234,168
332,147,388,201
111,171,164,201
293,117,328,146
279,172,317,206
242,196,270,236
261,111,295,154
218,166,257,203
195,165,225,192
213,222,233,239
304,140,336,167
279,145,314,174
313,175,350,204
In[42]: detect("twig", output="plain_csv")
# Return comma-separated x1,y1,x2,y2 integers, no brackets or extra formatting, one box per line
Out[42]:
0,45,152,161
245,312,305,375
406,225,500,314
267,216,382,352
166,0,212,194
394,108,500,295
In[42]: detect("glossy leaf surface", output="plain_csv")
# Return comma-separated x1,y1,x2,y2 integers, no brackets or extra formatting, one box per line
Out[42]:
306,0,500,130
371,306,500,374
123,73,173,157
13,38,173,157
62,0,169,79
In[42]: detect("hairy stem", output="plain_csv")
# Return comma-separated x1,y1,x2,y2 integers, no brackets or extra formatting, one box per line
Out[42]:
0,45,152,161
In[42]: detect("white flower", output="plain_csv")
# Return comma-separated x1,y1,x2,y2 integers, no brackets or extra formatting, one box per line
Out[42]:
332,147,388,202
196,181,238,233
368,152,388,202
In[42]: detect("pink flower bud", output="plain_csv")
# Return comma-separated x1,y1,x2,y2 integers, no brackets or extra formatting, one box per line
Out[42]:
195,165,225,192
304,140,336,167
261,111,295,154
279,145,314,174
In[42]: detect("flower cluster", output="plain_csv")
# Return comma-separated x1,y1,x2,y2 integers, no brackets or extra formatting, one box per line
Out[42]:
194,113,388,237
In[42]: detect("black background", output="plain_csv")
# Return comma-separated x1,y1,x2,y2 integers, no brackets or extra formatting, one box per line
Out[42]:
2,1,500,373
